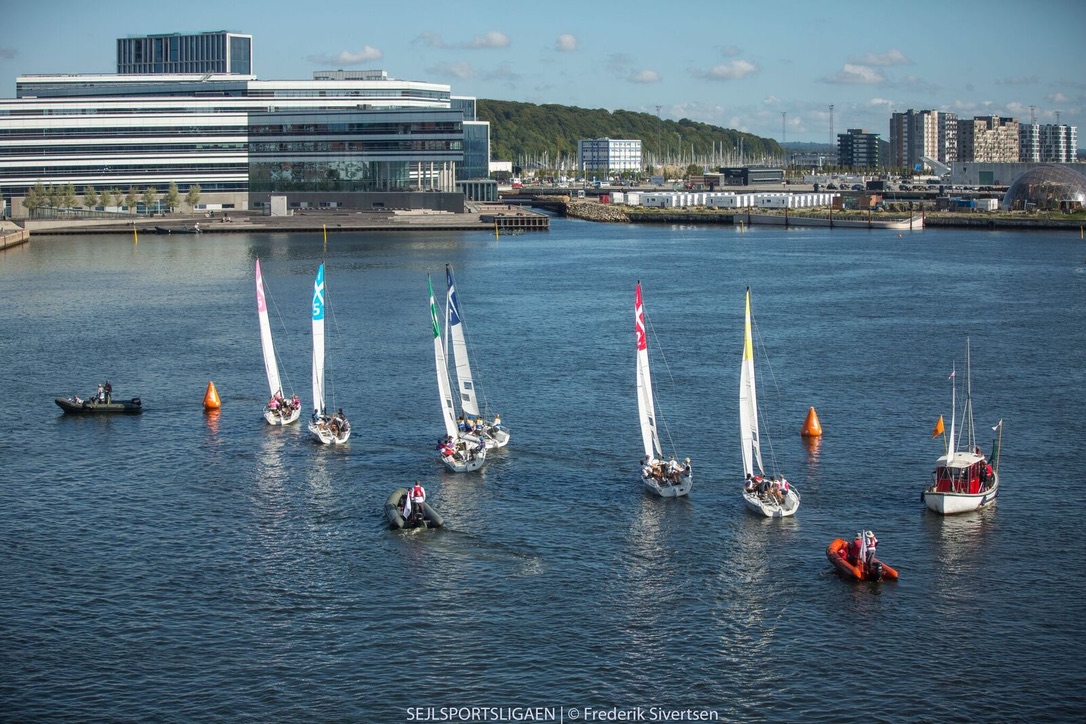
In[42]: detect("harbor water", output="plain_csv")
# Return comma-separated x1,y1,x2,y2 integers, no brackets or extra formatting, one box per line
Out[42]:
1,219,1084,721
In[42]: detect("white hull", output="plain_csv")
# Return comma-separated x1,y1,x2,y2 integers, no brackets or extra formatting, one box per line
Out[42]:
642,472,692,498
462,427,510,450
441,447,487,472
924,476,999,514
264,406,301,426
743,488,801,518
308,421,351,445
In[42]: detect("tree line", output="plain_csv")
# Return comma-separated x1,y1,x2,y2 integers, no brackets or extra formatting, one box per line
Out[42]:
477,99,783,170
22,181,202,216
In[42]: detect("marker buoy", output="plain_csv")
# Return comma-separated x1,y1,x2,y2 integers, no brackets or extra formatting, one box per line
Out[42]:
203,381,221,410
802,406,822,437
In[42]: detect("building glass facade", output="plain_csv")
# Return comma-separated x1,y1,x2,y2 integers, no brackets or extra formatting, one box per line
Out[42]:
117,32,253,75
577,138,642,176
0,68,487,207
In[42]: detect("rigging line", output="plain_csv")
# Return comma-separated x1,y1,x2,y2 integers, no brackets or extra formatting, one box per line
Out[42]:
752,315,784,477
453,283,500,415
644,309,679,456
262,277,296,395
321,268,342,410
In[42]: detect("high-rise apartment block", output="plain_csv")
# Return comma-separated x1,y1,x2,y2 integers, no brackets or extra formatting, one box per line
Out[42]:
888,110,958,171
837,129,880,169
958,116,1019,163
1019,123,1078,163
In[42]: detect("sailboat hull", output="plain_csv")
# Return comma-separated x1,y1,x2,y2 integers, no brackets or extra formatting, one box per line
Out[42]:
642,472,693,498
923,475,999,514
308,422,351,445
743,489,801,518
264,406,301,426
441,447,487,472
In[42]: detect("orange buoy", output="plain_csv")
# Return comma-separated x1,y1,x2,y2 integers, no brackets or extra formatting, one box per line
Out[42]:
203,381,221,410
802,406,822,437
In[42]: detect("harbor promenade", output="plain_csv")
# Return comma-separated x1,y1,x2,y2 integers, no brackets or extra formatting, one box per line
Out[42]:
8,203,550,237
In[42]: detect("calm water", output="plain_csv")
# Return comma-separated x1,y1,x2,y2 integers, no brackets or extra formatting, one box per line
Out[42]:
2,219,1085,722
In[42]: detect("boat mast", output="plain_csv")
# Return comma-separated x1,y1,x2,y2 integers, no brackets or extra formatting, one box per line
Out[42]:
965,337,976,451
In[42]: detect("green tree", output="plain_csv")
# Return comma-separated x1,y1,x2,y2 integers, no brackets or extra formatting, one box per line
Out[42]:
61,183,78,210
185,184,202,211
44,184,60,209
164,182,181,212
107,187,123,210
141,187,159,214
124,187,139,213
83,186,99,211
23,181,47,216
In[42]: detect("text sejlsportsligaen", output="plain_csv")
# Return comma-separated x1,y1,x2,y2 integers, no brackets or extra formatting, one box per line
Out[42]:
405,706,720,722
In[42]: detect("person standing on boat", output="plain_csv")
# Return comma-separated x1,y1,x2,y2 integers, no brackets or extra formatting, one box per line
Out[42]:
97,383,105,403
411,481,426,509
103,381,112,404
864,530,879,567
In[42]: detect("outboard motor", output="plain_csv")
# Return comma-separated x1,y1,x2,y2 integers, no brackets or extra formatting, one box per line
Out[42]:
869,560,883,580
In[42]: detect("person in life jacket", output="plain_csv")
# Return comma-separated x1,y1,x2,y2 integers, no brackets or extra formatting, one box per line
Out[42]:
863,530,879,568
849,533,864,567
411,481,426,508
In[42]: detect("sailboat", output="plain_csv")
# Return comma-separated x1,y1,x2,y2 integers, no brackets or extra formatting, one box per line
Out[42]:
307,263,351,444
255,259,300,425
922,338,1001,514
635,282,692,497
445,264,510,449
739,288,800,517
429,273,486,472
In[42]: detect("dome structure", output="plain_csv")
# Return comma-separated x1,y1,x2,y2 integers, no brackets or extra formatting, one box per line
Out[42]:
1002,165,1086,211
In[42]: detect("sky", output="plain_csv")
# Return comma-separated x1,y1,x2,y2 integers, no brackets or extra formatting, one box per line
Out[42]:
3,0,1083,146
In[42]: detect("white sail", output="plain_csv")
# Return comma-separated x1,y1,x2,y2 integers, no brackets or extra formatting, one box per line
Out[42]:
255,259,283,398
430,274,460,439
311,263,326,416
445,264,480,417
739,288,764,478
635,282,661,460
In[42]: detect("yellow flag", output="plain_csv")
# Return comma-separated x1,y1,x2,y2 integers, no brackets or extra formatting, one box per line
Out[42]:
932,415,945,438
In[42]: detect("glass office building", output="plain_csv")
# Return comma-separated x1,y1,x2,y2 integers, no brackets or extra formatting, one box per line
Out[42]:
1,71,488,208
117,31,253,75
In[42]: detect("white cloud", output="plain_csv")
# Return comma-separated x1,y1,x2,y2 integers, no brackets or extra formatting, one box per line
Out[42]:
1047,92,1070,103
630,70,660,84
825,64,885,85
467,31,510,49
854,49,910,66
414,32,446,49
555,34,577,52
693,59,758,81
306,47,383,66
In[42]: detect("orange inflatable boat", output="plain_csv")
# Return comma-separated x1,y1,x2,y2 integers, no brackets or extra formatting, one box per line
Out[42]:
827,538,899,582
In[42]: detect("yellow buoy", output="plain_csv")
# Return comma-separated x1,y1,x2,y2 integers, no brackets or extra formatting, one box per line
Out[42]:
203,380,221,410
801,406,822,437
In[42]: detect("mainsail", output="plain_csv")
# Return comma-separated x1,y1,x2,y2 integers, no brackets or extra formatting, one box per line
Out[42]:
445,264,480,417
311,263,326,416
635,282,661,461
739,288,764,478
255,258,282,398
429,274,459,439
